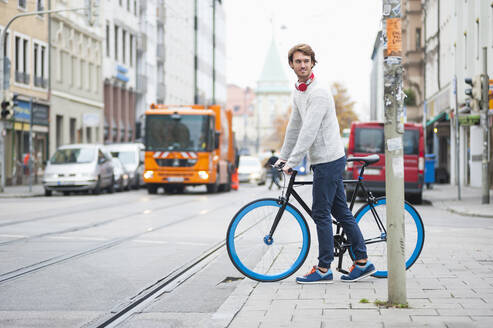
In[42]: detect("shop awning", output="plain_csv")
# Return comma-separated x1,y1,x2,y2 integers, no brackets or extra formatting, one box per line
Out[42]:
426,111,449,127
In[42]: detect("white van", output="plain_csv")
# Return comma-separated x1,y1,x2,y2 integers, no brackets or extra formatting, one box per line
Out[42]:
103,143,145,189
42,144,115,196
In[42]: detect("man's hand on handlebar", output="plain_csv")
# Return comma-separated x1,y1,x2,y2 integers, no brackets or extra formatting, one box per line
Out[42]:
273,159,286,168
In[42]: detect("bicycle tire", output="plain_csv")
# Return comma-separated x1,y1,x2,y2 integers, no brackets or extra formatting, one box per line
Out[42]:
226,198,310,282
351,197,425,278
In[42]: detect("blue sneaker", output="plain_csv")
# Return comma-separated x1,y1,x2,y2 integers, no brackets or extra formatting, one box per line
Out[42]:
341,262,376,282
296,266,333,284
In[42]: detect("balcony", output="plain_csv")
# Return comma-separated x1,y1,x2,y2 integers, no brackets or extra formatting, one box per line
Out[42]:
139,0,147,14
137,33,147,53
157,82,165,99
15,71,30,84
136,74,148,94
156,44,165,62
34,76,48,88
157,3,165,25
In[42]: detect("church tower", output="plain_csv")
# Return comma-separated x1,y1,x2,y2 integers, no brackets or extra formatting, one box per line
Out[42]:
254,37,291,153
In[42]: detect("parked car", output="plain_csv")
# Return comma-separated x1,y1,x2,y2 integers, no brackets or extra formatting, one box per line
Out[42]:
111,157,130,191
42,144,115,196
104,143,144,189
345,122,425,203
238,155,267,185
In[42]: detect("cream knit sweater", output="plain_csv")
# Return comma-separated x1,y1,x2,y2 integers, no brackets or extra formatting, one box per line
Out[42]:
280,77,345,168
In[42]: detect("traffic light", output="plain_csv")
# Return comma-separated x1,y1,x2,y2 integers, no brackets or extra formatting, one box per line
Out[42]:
1,93,18,120
465,75,482,111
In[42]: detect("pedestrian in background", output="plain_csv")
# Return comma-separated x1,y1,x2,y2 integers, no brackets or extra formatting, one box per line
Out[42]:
265,149,281,190
275,44,375,283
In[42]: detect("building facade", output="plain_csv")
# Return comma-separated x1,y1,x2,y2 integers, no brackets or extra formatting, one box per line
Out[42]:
195,0,226,105
102,0,138,143
423,0,493,188
1,0,50,185
370,31,384,122
402,0,425,123
49,0,104,155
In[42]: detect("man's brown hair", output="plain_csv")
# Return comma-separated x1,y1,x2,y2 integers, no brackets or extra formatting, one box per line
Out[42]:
288,44,317,67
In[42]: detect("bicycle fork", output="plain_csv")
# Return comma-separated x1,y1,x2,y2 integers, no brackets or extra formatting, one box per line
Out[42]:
264,171,298,245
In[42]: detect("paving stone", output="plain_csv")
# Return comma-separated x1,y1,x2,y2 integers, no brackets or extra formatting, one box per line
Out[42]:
349,309,382,321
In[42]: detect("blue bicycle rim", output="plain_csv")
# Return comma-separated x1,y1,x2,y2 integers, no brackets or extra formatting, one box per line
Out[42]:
227,199,310,282
353,198,425,278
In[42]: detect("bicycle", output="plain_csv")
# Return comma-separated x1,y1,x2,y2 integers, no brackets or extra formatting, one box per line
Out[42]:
226,154,425,282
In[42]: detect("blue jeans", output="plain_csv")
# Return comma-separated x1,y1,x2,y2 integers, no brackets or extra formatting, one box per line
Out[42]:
311,156,367,269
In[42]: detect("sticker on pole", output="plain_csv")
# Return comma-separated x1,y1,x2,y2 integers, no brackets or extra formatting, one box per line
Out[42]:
387,137,403,152
392,157,404,178
386,18,402,57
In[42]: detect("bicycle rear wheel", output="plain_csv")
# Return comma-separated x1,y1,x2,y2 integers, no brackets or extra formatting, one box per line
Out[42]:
351,197,425,278
226,198,310,282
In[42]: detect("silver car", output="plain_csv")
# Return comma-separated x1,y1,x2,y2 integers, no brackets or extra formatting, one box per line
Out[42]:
42,144,115,196
104,143,144,189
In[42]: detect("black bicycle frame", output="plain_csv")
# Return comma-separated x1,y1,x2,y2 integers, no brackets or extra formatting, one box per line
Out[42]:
266,162,388,274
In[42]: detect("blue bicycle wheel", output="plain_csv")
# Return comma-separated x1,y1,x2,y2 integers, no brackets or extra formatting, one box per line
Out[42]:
352,197,425,278
226,198,310,282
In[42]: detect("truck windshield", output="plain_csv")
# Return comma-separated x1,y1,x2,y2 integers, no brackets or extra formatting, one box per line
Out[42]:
146,115,212,151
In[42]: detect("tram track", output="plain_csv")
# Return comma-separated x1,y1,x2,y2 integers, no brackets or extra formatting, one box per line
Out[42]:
0,199,240,285
0,198,194,246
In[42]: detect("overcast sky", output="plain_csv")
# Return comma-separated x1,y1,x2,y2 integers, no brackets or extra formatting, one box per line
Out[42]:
224,0,383,120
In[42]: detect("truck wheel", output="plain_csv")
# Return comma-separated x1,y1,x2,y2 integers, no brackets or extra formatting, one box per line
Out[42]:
225,170,232,191
206,182,219,193
164,186,174,193
44,189,52,197
148,184,158,194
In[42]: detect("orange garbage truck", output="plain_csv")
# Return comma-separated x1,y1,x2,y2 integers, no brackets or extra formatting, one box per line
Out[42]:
143,104,236,194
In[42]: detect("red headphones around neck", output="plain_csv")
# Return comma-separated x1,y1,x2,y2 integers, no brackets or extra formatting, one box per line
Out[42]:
295,73,315,92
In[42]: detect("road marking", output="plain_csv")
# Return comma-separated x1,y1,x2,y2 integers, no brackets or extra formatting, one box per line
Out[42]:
143,210,152,214
0,234,27,238
47,236,108,241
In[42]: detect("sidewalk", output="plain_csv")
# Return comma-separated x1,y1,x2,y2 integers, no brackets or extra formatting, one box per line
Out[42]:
0,184,45,198
423,183,493,218
213,184,493,328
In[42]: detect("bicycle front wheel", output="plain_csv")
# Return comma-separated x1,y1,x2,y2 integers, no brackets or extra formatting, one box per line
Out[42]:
352,197,425,278
226,198,310,282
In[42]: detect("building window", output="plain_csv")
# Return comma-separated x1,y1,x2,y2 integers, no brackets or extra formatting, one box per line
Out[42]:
56,115,63,148
71,56,76,86
476,19,480,60
114,25,119,60
33,42,47,88
37,0,44,11
119,0,122,6
106,23,110,57
33,44,39,86
464,33,467,70
14,35,30,84
41,45,46,83
134,0,137,15
127,0,130,11
70,118,76,144
122,30,126,64
129,34,133,67
86,127,92,143
80,59,85,89
415,28,421,50
18,0,26,10
88,63,93,91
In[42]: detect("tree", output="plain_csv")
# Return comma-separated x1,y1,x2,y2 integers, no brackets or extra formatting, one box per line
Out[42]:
270,106,292,150
331,82,359,132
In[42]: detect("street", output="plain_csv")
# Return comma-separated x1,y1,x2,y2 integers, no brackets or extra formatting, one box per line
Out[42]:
0,183,492,327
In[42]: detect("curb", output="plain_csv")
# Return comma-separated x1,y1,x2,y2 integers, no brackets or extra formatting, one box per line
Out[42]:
426,199,493,219
0,193,45,199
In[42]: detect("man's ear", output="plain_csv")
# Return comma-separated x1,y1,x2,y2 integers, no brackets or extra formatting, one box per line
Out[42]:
289,61,294,69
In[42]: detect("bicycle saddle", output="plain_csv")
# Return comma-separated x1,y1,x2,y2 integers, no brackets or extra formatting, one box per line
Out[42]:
347,154,380,165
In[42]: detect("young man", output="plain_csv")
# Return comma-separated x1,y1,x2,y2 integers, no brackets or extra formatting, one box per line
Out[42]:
275,44,375,283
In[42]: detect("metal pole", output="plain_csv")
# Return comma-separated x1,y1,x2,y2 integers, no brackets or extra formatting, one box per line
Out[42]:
29,97,33,192
454,76,461,200
481,47,490,204
383,0,407,305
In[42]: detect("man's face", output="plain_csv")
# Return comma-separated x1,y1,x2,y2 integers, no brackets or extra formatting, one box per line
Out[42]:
289,51,313,81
